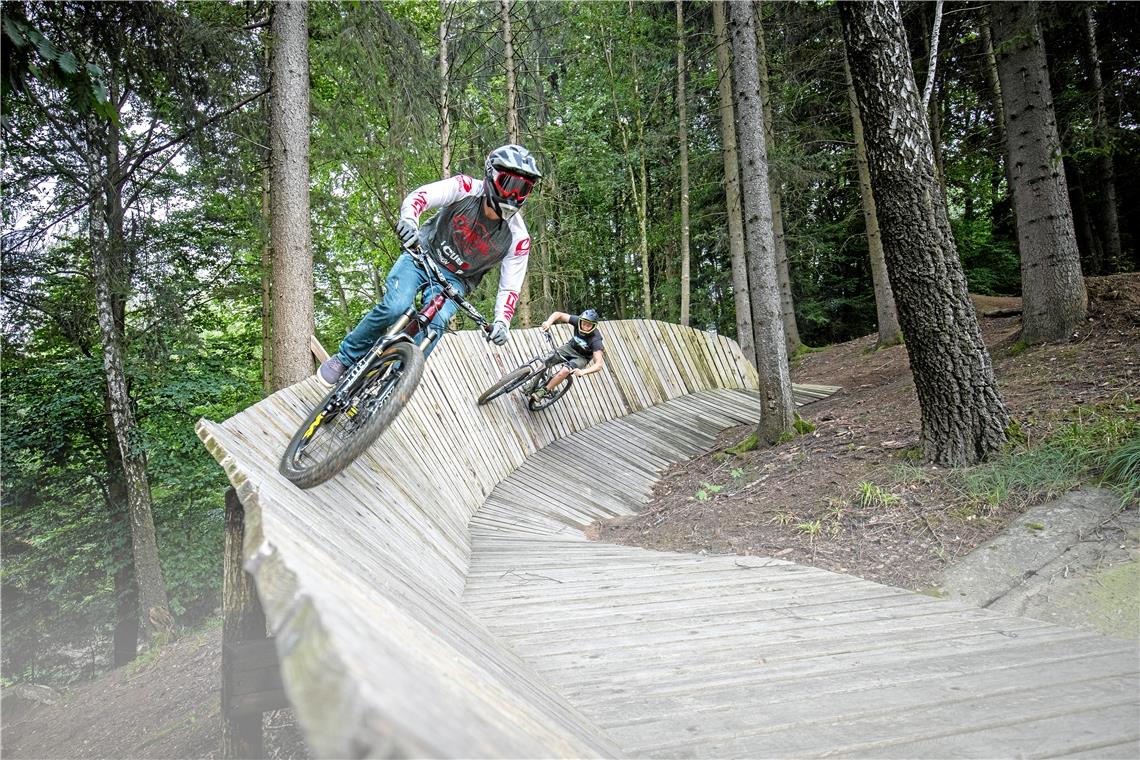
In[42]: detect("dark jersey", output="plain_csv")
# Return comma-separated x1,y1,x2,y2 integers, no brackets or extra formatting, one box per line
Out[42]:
566,315,605,358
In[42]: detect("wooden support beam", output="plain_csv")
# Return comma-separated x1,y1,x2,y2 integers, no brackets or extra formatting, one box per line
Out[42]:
222,488,274,759
310,335,329,364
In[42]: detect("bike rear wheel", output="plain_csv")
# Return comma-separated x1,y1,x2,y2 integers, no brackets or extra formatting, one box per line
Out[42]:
477,366,533,406
280,342,425,489
527,374,573,411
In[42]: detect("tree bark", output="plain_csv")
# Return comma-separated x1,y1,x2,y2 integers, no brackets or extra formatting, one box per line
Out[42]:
844,51,902,348
727,1,795,445
755,2,800,353
604,22,651,318
93,115,172,644
440,0,452,178
1083,5,1121,273
677,0,691,327
992,1,1086,344
501,0,529,326
269,0,314,389
260,159,272,394
839,0,1008,466
101,349,139,666
712,0,755,367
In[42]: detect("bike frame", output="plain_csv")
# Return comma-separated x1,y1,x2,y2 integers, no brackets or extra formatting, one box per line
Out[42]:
331,244,489,406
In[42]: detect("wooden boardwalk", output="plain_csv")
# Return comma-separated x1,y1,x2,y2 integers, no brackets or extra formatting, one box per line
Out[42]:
465,390,1140,758
198,321,1138,758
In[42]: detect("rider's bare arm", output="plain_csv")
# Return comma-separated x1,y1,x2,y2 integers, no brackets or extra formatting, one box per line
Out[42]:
540,311,572,330
574,350,605,377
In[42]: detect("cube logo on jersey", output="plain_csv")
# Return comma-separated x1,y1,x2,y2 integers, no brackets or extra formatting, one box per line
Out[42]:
514,238,530,257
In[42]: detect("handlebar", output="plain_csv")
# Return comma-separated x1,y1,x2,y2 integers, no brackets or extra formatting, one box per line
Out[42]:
404,243,492,334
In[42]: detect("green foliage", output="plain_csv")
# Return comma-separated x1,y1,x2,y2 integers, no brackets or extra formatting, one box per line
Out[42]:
726,433,760,456
954,400,1139,513
856,481,899,509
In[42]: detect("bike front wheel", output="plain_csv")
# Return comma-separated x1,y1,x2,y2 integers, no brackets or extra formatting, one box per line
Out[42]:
280,342,425,489
477,365,533,406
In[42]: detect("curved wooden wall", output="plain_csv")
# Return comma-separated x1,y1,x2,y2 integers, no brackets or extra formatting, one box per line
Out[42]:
197,321,765,757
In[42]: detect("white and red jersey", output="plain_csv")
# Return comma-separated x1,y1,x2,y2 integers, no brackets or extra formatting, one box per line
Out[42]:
399,174,531,324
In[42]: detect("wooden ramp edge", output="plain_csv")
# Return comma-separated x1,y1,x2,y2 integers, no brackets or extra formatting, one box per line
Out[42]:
198,321,831,757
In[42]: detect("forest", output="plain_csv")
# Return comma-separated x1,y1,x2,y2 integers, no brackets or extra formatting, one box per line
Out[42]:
2,0,1138,689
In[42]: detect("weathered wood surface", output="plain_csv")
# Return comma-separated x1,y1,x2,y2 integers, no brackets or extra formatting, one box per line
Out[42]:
198,321,809,758
463,391,1140,758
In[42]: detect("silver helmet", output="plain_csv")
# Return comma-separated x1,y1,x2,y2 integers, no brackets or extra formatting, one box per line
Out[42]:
483,144,542,220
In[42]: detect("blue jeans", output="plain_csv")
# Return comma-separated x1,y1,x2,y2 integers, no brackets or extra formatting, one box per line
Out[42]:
336,252,467,366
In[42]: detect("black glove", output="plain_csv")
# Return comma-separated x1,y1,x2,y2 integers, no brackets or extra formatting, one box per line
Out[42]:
489,320,509,346
396,217,419,247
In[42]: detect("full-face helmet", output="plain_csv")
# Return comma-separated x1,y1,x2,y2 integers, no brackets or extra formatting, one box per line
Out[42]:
578,308,600,334
484,144,542,220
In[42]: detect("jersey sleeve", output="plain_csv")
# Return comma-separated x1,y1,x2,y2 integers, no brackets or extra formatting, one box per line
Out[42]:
399,175,481,221
493,215,532,323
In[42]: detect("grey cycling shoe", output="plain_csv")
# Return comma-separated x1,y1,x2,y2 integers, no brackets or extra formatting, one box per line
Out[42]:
317,356,347,388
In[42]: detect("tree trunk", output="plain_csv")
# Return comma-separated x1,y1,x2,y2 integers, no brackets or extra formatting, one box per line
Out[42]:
102,355,139,666
501,0,529,326
727,1,794,445
604,24,651,318
712,1,754,367
440,0,452,178
269,0,314,389
980,14,1016,238
94,116,172,644
755,3,800,353
839,0,1008,467
992,1,1086,344
1064,158,1103,276
260,160,272,394
844,51,902,348
1083,5,1121,273
677,0,691,327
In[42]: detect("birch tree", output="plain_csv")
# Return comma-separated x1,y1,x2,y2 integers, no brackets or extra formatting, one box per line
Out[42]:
839,0,1008,466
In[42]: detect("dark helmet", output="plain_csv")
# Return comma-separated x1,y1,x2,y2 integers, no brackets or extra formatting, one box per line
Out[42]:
483,144,542,220
578,308,599,333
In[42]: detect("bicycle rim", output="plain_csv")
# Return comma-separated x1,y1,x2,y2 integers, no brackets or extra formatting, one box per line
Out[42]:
280,342,424,488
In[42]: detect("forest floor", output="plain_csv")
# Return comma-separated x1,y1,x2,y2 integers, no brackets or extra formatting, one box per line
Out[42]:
0,625,309,760
3,274,1136,759
598,272,1139,596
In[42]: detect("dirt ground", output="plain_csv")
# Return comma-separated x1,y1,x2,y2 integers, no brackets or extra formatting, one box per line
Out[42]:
0,626,308,760
597,273,1139,591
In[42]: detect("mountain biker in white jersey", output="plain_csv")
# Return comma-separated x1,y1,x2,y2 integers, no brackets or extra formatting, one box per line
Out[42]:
317,144,542,386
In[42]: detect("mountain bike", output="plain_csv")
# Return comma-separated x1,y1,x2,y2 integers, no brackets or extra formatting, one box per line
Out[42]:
280,244,490,489
476,331,577,412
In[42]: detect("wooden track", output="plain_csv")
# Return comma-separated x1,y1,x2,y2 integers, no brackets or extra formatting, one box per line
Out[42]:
464,390,1140,758
197,320,1137,758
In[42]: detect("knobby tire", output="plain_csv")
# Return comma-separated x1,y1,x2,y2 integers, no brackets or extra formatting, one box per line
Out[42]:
477,366,533,406
280,342,425,489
